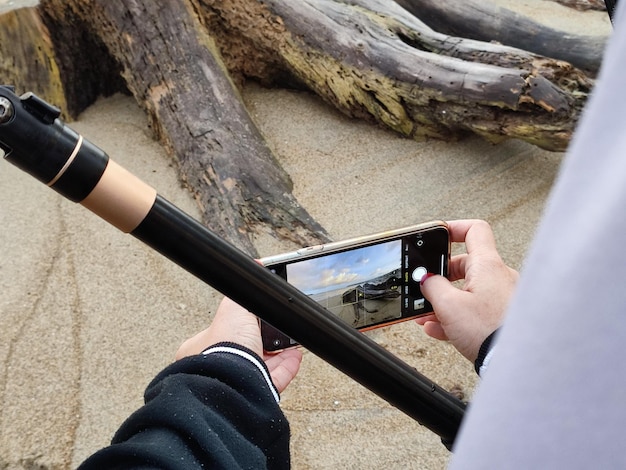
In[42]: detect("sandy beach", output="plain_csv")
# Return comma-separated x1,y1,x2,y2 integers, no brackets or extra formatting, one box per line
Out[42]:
0,1,612,469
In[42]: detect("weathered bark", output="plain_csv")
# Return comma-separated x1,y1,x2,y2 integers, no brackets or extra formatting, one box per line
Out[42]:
36,0,331,255
0,8,68,117
394,0,608,75
199,0,593,151
6,0,597,152
0,3,126,120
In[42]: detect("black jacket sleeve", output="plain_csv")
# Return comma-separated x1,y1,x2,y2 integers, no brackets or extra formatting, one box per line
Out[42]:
474,329,499,376
78,343,291,469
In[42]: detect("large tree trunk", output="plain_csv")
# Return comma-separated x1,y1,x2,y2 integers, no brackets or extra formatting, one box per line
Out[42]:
37,0,331,255
199,0,593,150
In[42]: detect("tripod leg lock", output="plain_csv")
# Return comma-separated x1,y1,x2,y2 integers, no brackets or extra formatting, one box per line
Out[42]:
0,86,106,202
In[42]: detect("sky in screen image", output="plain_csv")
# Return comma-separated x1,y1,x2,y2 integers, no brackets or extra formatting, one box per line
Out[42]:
286,240,401,296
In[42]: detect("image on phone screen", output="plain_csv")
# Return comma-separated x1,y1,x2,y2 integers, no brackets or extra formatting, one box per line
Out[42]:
282,240,403,328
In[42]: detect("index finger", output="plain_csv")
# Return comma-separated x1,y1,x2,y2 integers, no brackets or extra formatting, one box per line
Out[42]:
447,219,498,254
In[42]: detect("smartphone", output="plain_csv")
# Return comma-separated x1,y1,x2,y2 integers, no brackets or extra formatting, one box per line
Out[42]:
260,221,449,351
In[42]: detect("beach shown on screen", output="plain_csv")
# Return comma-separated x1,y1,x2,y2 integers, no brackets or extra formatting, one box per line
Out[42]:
286,240,403,328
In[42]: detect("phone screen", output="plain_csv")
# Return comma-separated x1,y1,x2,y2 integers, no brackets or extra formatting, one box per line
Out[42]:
262,226,448,350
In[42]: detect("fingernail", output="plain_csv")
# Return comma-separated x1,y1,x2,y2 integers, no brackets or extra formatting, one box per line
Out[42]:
420,272,435,286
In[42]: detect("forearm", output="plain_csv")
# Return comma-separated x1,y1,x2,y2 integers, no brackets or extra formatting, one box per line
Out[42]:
79,343,290,469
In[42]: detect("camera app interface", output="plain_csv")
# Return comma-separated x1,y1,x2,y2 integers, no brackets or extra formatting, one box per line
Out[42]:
282,234,440,329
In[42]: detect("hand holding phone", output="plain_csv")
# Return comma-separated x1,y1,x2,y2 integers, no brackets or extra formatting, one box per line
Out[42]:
261,221,450,351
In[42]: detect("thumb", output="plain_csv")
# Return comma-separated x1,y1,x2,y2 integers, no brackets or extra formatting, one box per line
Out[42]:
420,273,486,362
415,274,459,341
265,348,303,393
420,273,460,318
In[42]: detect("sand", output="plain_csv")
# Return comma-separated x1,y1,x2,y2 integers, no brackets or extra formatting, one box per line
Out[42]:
0,1,612,469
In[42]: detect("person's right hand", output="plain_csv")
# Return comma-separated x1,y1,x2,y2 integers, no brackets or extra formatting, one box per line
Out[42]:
416,219,518,363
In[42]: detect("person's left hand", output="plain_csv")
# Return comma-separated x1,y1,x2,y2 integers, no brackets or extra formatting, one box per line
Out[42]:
176,297,303,393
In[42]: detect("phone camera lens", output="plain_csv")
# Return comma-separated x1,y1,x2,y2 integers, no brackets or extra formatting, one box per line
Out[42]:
273,339,281,347
416,240,424,247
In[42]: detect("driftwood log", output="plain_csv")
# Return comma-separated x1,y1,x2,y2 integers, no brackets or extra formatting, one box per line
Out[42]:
12,0,332,255
0,0,602,251
198,0,593,149
395,0,607,75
